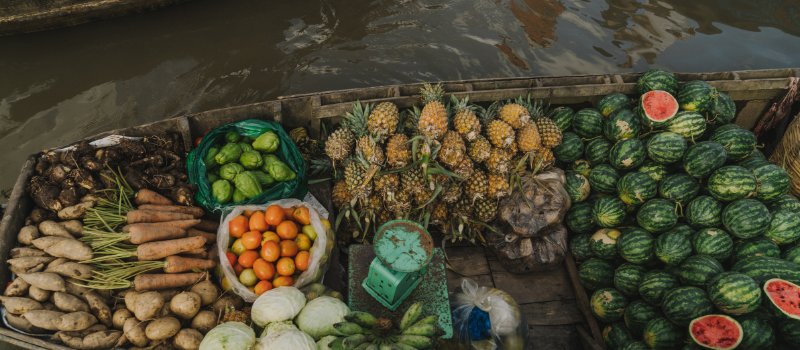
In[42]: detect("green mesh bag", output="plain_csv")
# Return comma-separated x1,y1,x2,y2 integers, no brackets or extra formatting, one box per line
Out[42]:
187,119,307,212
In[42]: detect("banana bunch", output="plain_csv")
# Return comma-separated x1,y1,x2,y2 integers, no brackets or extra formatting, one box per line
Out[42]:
326,302,439,350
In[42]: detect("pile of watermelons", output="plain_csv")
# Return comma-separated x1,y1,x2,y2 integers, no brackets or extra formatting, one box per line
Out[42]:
554,69,800,350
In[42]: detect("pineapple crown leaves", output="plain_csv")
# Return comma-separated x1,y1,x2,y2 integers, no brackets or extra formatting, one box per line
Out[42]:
403,106,421,131
419,83,445,105
342,101,371,137
515,94,550,119
477,101,500,127
309,157,334,178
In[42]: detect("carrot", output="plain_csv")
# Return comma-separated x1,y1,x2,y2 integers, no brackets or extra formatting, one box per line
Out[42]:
122,219,201,232
133,272,206,291
136,236,207,261
194,219,219,232
126,210,194,224
134,189,172,206
162,256,216,273
137,205,204,218
186,228,216,243
180,248,208,259
127,225,186,245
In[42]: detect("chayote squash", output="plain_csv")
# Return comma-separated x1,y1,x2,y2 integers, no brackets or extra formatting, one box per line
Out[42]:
204,146,219,169
207,173,219,184
212,179,233,203
225,131,241,143
262,154,282,166
219,163,245,181
252,131,280,153
241,136,254,144
251,170,275,186
266,160,296,182
234,171,263,199
232,189,246,203
214,143,242,165
238,142,254,153
240,151,264,170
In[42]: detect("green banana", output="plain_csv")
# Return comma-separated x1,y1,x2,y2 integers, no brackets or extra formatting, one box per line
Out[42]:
378,344,394,350
353,343,370,350
345,311,379,328
334,322,366,336
342,334,370,348
390,343,418,350
365,344,378,350
410,315,437,327
399,302,423,331
397,335,434,349
401,322,438,337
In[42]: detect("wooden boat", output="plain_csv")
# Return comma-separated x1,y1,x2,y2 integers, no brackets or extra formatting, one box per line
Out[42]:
0,68,797,349
0,0,193,36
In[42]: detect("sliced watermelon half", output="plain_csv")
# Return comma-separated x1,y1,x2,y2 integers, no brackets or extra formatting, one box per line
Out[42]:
641,90,679,123
689,314,743,350
764,278,800,320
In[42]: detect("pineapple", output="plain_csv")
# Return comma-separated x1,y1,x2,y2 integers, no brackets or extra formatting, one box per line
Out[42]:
474,198,498,222
451,96,481,141
486,148,511,175
441,182,463,204
356,135,385,165
487,173,511,199
532,148,556,170
385,134,411,168
417,83,448,140
453,158,474,179
367,101,399,139
486,119,515,149
400,167,427,195
374,173,400,201
438,131,466,170
468,136,491,163
535,117,563,149
324,128,355,162
332,180,351,208
344,161,372,200
413,187,435,207
516,124,542,152
499,102,530,129
387,189,412,216
431,202,449,226
366,193,385,215
465,169,488,201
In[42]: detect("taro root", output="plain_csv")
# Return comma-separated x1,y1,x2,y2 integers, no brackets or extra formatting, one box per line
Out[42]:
41,151,59,164
170,186,194,206
35,158,50,175
59,150,78,165
71,169,98,191
47,165,71,183
95,147,122,164
151,174,176,189
73,141,94,156
30,180,62,212
58,187,79,208
28,208,54,224
80,156,103,172
119,138,146,158
130,155,164,168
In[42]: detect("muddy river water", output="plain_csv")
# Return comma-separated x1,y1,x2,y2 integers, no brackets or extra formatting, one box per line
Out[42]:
1,0,799,192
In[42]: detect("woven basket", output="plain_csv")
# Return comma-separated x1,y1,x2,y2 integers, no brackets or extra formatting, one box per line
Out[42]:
770,112,800,196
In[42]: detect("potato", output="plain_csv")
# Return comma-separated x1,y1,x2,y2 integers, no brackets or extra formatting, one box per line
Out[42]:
57,311,98,331
58,201,94,220
190,310,217,334
18,272,66,292
129,291,164,321
158,288,181,301
39,220,73,238
190,280,219,306
84,291,112,327
145,316,180,341
212,294,243,313
0,296,43,314
57,329,122,350
4,277,30,297
47,262,94,279
112,308,133,330
54,292,90,312
170,292,201,319
17,225,39,245
174,328,203,350
28,286,51,302
61,220,83,235
10,247,47,258
8,256,55,271
22,309,64,330
5,312,46,333
123,318,149,347
122,290,139,311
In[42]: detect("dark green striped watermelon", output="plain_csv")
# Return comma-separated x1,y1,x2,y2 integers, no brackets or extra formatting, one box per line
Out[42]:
591,228,623,259
637,69,679,95
722,199,770,239
737,315,776,350
609,139,646,170
683,141,727,178
637,198,678,233
624,300,660,336
599,93,633,117
605,109,641,141
661,286,715,326
693,228,734,262
646,131,687,164
603,323,634,350
643,317,683,350
709,92,737,125
614,263,648,297
753,164,790,202
666,111,707,139
639,161,669,182
570,233,594,261
710,126,756,161
571,159,593,177
677,80,718,112
578,258,615,290
565,171,591,203
639,271,679,306
707,272,762,315
593,198,626,228
655,230,693,266
549,106,575,132
591,288,628,323
585,138,612,165
769,194,800,212
733,238,781,263
566,201,596,234
573,108,605,138
779,319,800,347
617,172,657,206
639,90,680,129
618,228,654,264
737,150,770,170
621,341,648,350
553,132,584,163
708,166,757,201
686,196,723,228
784,245,800,264
671,224,696,238
765,208,800,246
659,173,700,205
732,256,800,285
589,164,621,194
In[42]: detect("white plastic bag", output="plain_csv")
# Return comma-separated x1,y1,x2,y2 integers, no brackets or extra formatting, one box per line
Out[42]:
451,278,528,350
217,196,333,302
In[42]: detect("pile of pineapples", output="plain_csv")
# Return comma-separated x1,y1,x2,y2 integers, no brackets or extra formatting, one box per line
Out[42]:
322,83,563,244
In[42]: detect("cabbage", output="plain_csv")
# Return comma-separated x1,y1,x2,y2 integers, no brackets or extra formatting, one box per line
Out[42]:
199,322,256,350
251,286,306,327
295,296,350,340
260,320,298,338
256,328,316,350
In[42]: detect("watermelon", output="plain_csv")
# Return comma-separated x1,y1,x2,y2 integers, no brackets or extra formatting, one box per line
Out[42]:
617,172,657,206
662,286,715,326
765,208,800,246
692,228,733,262
614,263,648,297
578,258,615,290
565,171,591,203
549,106,575,132
707,272,761,316
672,224,696,238
709,92,737,125
683,141,727,178
732,256,800,285
646,131,687,164
603,323,634,350
571,159,592,177
779,320,800,346
553,132,585,163
677,80,718,112
763,278,800,320
707,166,757,201
609,138,646,170
686,196,723,228
667,111,707,139
624,300,660,336
654,231,693,266
591,228,623,259
639,271,679,306
784,245,800,264
605,109,641,141
659,173,700,205
585,138,611,165
640,90,679,127
733,238,781,263
573,108,605,138
639,161,669,182
599,93,633,117
621,341,648,350
737,150,770,170
566,201,596,234
710,126,756,161
617,229,653,265
678,255,725,287
637,69,679,95
722,199,770,239
643,317,683,350
591,288,628,323
589,164,620,194
752,164,790,202
737,315,776,350
689,314,743,350
637,199,678,233
570,233,594,261
593,197,626,228
769,194,800,212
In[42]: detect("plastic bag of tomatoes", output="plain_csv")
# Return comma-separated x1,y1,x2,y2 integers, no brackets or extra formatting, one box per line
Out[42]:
216,196,333,302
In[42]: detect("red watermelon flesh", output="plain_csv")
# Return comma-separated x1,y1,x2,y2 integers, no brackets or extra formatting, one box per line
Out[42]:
764,278,800,320
689,314,743,350
641,90,678,122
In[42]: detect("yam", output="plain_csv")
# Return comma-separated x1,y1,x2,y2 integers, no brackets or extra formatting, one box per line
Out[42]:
123,318,149,347
190,310,217,334
47,262,94,279
61,219,83,235
190,279,219,306
22,309,64,330
0,296,43,314
57,329,122,350
169,292,201,319
8,256,55,271
84,291,112,327
174,328,203,350
39,220,73,237
42,237,93,261
129,291,164,321
144,316,180,341
17,225,39,245
57,311,98,331
5,312,46,334
57,201,94,220
112,308,133,330
54,292,90,313
18,272,66,292
4,278,30,297
10,247,47,258
28,286,51,302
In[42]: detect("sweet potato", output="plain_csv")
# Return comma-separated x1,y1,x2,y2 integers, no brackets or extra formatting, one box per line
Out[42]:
190,280,219,306
61,220,83,236
112,308,133,330
4,278,30,297
84,291,112,327
169,292,201,319
18,272,66,292
54,292,90,313
144,316,180,341
39,220,73,238
17,225,39,245
174,328,203,350
47,261,94,279
8,257,55,271
47,257,69,270
30,236,63,250
65,278,91,297
123,318,149,347
22,309,64,330
190,310,217,334
0,296,43,314
129,291,164,321
57,201,94,220
57,311,98,331
5,312,46,334
41,237,93,261
28,286,51,302
57,329,122,350
10,247,47,258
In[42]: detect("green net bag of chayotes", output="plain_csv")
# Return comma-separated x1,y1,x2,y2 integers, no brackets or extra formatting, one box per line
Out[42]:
187,119,307,212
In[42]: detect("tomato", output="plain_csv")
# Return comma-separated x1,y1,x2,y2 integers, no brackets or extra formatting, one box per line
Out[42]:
280,240,299,257
320,219,332,232
229,215,249,238
225,252,237,266
233,263,244,275
264,205,285,226
276,257,296,276
249,211,268,232
261,231,280,244
230,239,247,256
295,234,312,251
282,206,295,218
241,231,262,250
276,221,298,240
295,251,310,271
242,210,254,218
254,280,273,295
239,269,258,287
253,259,275,280
237,250,259,268
292,207,311,225
272,276,294,287
301,225,317,241
260,240,280,262
194,136,203,147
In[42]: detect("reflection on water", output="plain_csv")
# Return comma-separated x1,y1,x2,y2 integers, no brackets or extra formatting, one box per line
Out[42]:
0,0,799,191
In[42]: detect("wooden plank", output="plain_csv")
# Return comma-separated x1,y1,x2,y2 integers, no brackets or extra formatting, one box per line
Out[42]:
521,299,584,326
446,272,494,297
488,260,574,304
528,325,583,350
0,327,71,350
444,245,490,276
186,101,280,136
736,100,772,130
577,325,606,350
0,158,34,289
565,255,605,347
